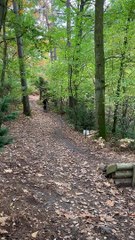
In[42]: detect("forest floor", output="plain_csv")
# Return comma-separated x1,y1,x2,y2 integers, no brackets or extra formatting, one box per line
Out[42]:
0,95,135,240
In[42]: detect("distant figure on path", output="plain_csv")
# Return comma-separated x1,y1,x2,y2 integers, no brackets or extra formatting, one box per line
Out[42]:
42,98,48,112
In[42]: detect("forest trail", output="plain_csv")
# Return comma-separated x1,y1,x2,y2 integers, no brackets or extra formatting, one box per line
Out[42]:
0,95,135,240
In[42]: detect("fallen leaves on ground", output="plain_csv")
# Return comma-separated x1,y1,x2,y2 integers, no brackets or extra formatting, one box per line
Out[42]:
0,95,135,240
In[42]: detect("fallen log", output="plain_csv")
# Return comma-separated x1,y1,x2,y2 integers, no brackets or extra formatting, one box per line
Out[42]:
132,166,135,187
112,170,132,179
106,163,134,175
115,178,132,187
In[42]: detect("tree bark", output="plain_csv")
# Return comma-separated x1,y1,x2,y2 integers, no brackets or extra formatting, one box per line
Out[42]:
66,0,73,108
1,22,7,87
94,0,106,139
73,0,85,100
0,0,8,31
12,0,31,116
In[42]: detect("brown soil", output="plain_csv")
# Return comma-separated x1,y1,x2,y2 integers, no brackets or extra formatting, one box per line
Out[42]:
0,95,135,240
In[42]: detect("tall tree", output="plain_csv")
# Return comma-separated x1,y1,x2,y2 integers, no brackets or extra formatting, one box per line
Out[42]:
94,0,106,138
12,0,31,116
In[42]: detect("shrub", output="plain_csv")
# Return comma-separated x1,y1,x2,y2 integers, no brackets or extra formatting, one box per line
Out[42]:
66,102,95,131
0,96,17,150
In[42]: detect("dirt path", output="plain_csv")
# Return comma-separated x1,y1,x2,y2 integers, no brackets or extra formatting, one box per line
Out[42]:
0,96,135,240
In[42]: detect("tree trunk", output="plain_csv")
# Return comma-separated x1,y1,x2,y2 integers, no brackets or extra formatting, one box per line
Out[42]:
94,0,106,139
121,98,128,137
0,0,8,31
112,17,130,134
1,22,7,87
66,0,73,108
12,0,31,116
73,0,84,97
43,0,57,62
112,55,124,134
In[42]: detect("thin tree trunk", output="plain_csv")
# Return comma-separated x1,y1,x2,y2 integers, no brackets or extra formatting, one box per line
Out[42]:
121,98,129,137
112,55,125,134
73,0,84,101
66,0,73,108
12,0,31,116
94,0,106,138
112,17,130,134
0,0,8,31
1,22,7,87
43,0,57,62
67,0,85,121
66,0,86,128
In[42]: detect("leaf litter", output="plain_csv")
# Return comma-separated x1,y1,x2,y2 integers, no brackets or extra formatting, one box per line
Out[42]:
0,95,135,240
